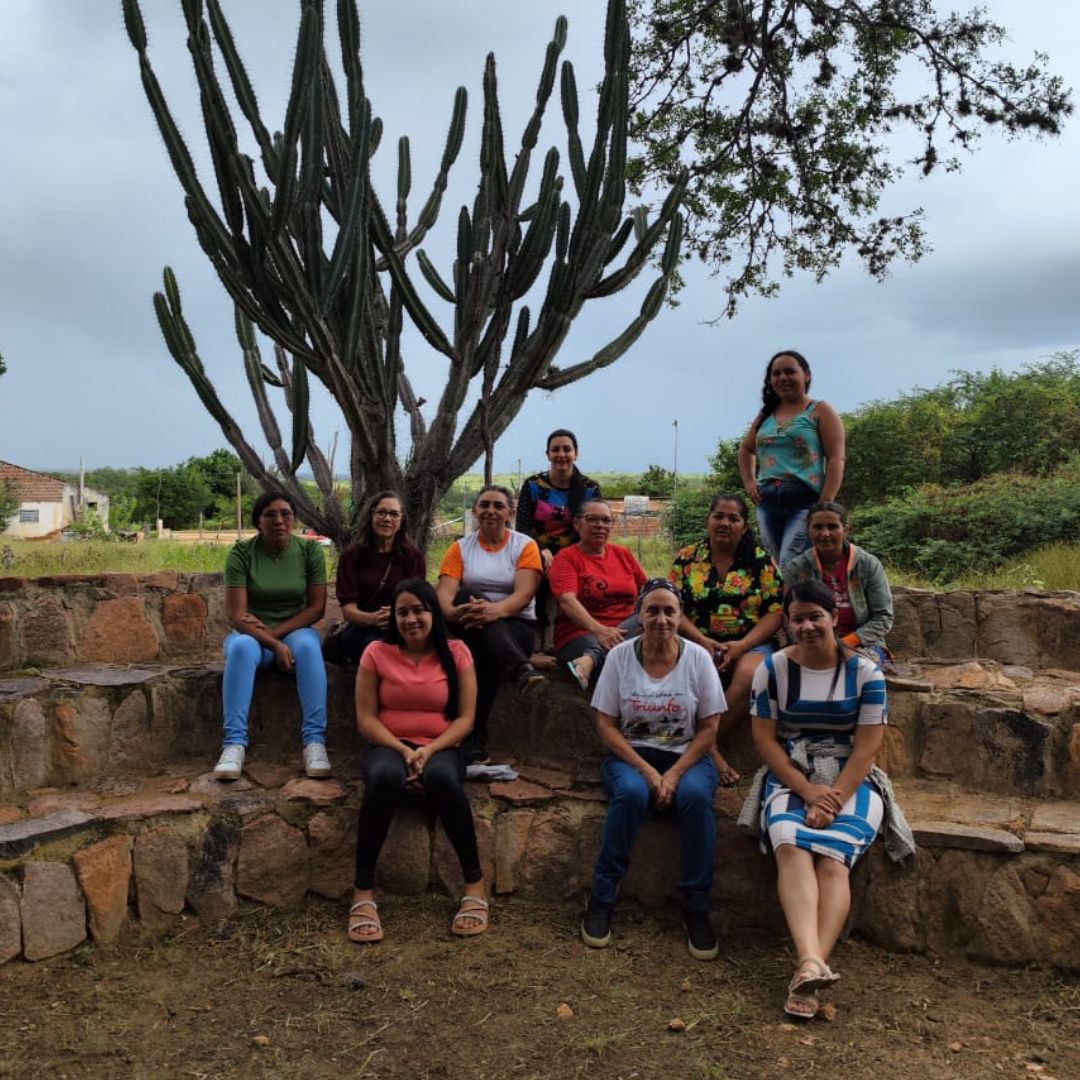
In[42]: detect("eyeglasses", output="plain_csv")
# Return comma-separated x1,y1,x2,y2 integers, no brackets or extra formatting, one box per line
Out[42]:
583,515,613,526
373,508,402,519
261,510,294,521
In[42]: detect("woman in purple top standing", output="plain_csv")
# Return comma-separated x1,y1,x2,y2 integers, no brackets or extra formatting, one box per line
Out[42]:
334,491,426,664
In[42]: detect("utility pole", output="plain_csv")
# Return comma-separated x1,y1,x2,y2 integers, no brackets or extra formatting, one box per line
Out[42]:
236,471,242,537
672,419,679,502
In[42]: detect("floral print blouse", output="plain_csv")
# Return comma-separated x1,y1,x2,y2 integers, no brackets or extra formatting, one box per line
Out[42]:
669,539,783,641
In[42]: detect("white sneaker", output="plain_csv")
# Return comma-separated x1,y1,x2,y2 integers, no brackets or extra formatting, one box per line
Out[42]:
214,744,245,780
303,743,332,778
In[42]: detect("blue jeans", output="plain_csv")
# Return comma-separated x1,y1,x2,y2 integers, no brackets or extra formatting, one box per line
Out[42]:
222,628,327,748
591,748,719,912
756,503,810,571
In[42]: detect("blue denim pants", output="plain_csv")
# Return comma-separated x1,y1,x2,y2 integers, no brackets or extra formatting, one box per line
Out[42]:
755,503,810,571
221,628,327,747
591,748,719,912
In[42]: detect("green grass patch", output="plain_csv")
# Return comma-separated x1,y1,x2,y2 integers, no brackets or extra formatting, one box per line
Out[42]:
886,542,1080,591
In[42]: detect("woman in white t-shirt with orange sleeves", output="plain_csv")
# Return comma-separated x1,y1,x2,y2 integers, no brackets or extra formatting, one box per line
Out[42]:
436,485,545,761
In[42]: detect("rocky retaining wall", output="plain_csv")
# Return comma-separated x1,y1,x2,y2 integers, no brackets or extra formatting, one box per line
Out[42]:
3,575,1080,675
1,776,1078,969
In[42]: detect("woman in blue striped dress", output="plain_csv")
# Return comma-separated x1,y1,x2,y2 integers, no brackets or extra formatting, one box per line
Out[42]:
749,579,887,1019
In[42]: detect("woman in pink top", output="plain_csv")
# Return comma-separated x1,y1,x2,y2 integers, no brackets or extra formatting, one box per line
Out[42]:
349,579,488,942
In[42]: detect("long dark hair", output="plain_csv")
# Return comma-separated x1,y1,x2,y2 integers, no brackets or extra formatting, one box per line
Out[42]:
753,350,812,431
383,579,460,719
546,428,588,516
350,490,414,553
708,492,759,567
783,579,848,701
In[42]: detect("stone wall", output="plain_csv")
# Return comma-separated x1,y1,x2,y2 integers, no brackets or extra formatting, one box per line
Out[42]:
0,572,230,672
4,575,1080,676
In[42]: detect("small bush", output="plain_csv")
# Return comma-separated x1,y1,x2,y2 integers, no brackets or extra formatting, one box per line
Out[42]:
853,459,1080,584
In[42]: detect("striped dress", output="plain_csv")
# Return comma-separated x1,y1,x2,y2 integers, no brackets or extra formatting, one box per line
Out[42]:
751,650,887,867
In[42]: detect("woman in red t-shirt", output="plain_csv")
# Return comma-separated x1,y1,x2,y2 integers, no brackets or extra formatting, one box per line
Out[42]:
349,579,487,942
548,499,648,691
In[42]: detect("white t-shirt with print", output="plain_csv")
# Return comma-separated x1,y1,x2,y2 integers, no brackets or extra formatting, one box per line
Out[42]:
591,638,726,754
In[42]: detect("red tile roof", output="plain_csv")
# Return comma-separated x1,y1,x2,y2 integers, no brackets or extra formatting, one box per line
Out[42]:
0,461,67,502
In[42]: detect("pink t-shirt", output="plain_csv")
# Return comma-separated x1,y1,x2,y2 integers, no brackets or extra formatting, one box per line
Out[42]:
360,638,474,745
548,543,648,653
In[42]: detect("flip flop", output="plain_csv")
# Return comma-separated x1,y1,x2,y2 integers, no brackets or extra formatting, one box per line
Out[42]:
347,898,383,943
788,957,840,995
451,896,490,937
565,659,590,692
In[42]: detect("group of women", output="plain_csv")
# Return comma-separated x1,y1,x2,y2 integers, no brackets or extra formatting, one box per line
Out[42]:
212,349,910,1018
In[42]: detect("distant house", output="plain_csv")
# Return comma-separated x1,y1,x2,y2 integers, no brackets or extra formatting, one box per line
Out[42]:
0,461,110,539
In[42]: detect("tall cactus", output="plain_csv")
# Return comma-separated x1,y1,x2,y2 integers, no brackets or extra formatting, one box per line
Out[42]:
124,0,685,545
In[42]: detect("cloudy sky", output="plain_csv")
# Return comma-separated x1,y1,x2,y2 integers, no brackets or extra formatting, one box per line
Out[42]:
1,0,1078,481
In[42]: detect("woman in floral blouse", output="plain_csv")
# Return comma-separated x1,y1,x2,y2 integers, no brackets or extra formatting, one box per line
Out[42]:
669,493,783,783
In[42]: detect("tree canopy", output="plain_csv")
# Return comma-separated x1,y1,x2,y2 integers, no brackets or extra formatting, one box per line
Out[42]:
627,0,1072,313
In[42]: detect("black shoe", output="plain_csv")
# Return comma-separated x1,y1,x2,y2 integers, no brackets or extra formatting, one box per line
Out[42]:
516,663,547,695
683,909,718,961
580,900,613,948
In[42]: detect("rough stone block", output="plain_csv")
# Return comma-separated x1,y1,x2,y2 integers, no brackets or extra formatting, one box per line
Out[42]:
27,792,101,817
246,762,298,789
1030,802,1080,834
0,606,14,670
622,817,681,908
144,571,180,591
99,573,140,597
972,707,1053,796
432,813,494,897
73,835,132,944
186,819,239,923
1034,597,1080,671
373,804,431,894
490,780,555,804
308,809,357,900
918,701,976,778
20,862,86,961
853,846,927,953
1067,723,1080,796
82,597,159,663
10,697,50,792
20,599,74,666
913,821,1024,853
977,593,1040,668
188,773,254,797
1036,865,1080,970
1024,832,1080,855
163,593,207,652
887,591,926,659
0,806,22,825
97,794,202,822
108,690,154,774
517,805,587,901
493,810,532,895
135,828,190,927
0,874,20,963
52,698,112,785
281,777,348,806
0,808,98,859
969,864,1040,966
237,814,308,907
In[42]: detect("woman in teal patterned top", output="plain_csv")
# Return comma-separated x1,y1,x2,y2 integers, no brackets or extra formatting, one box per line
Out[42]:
737,351,845,570
669,494,783,784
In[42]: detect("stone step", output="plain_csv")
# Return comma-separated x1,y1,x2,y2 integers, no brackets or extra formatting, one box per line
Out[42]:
1,760,1077,970
3,657,1079,800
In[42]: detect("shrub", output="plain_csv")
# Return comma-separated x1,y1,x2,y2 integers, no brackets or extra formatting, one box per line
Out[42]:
853,458,1080,583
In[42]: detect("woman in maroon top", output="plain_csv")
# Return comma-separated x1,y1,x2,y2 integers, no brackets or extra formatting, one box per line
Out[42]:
334,491,426,664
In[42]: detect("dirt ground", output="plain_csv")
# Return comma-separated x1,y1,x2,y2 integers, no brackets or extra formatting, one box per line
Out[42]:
1,896,1076,1080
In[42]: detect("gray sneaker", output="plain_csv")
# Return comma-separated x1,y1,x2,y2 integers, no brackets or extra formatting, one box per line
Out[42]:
303,743,332,778
213,744,245,780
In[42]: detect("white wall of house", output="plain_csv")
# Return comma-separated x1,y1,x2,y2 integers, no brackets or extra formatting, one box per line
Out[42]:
4,500,67,539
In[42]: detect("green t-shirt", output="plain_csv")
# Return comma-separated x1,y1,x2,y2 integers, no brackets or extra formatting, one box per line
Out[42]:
224,535,327,627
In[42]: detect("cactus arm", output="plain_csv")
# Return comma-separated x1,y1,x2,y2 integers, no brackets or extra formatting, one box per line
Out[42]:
416,251,456,304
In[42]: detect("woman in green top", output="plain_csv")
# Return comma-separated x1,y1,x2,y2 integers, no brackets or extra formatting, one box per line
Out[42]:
214,491,330,781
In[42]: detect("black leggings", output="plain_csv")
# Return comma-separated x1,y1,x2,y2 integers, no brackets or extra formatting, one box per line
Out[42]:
354,745,482,890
